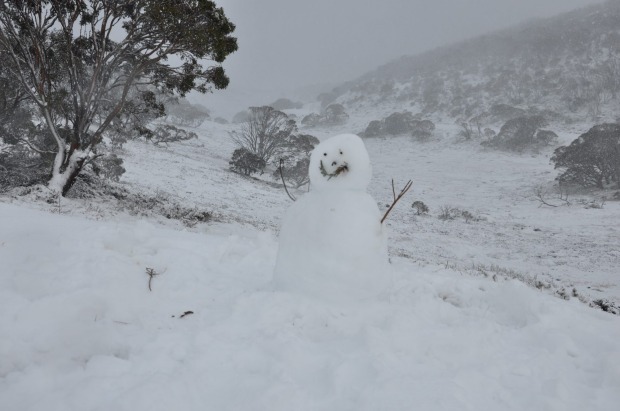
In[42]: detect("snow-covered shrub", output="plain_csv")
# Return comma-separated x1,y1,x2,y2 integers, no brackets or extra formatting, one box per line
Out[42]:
301,105,349,128
270,98,303,110
213,117,229,125
412,200,429,215
362,120,383,137
438,205,458,220
552,123,620,189
458,122,475,140
229,148,266,176
147,125,197,146
482,116,555,152
383,111,415,135
411,119,435,141
301,113,321,127
438,205,481,222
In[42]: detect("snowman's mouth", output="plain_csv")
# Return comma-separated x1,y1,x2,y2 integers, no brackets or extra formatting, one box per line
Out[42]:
334,163,349,175
320,160,349,180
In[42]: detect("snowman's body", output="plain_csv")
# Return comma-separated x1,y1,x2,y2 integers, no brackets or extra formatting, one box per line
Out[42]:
274,134,390,301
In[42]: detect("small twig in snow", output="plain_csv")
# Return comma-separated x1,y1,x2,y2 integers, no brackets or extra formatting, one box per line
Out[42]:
146,267,160,291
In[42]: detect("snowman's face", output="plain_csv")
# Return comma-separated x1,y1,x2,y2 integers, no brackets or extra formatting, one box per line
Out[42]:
309,134,371,191
319,147,349,179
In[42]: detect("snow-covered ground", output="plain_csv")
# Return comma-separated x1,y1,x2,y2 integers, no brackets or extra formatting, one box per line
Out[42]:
1,117,619,410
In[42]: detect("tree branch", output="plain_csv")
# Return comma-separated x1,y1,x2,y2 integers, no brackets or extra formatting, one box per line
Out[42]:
279,159,296,201
381,179,413,224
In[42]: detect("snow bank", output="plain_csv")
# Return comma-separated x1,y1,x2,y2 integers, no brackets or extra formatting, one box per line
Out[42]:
1,203,619,411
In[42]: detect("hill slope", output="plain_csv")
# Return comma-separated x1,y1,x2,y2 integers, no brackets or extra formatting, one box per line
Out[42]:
320,0,620,124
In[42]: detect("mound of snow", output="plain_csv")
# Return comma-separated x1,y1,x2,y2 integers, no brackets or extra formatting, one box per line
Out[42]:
1,204,619,411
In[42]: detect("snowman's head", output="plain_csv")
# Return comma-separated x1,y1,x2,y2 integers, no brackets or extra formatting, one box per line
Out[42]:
309,134,371,191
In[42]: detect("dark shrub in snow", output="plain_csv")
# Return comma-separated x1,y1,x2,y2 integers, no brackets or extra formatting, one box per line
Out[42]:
482,116,555,151
552,123,620,189
229,148,266,176
411,119,436,141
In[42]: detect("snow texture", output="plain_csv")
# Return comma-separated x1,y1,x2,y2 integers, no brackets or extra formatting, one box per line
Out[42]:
274,134,390,301
1,203,619,411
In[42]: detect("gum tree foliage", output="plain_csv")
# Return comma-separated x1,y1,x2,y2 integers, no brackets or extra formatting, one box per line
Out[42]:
0,0,237,196
552,123,620,189
230,106,296,165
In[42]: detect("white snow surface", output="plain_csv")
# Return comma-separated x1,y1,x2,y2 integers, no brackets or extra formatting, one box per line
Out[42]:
1,202,619,411
1,117,620,410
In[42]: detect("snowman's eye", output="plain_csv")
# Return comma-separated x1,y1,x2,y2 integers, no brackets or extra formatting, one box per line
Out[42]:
339,150,343,155
323,153,327,156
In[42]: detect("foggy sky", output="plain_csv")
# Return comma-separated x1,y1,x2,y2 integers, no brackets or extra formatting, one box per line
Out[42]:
197,0,604,117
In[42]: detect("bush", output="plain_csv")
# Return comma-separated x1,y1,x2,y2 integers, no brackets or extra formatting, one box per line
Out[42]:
438,205,480,222
229,148,266,176
363,120,383,137
301,113,321,127
270,98,303,110
322,103,349,125
362,112,434,139
411,119,435,141
300,104,349,128
552,123,620,189
147,124,197,145
383,111,415,135
412,200,429,215
482,115,555,151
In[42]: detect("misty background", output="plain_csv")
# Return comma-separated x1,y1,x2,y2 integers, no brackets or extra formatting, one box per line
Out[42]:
196,0,604,117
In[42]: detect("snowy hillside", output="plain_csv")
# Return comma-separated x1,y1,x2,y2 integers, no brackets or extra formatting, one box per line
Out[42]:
318,0,620,125
2,117,620,410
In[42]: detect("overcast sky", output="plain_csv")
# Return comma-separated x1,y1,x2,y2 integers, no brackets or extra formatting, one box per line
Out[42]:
196,0,604,117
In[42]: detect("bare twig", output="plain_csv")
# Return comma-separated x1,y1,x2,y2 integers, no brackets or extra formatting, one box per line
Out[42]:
381,179,413,224
146,267,160,291
279,159,296,202
533,185,570,208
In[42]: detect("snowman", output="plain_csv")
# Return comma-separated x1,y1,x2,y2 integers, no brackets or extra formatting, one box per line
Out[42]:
273,133,391,302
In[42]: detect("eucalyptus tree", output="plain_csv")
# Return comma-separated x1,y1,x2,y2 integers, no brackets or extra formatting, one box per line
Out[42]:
0,0,237,195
